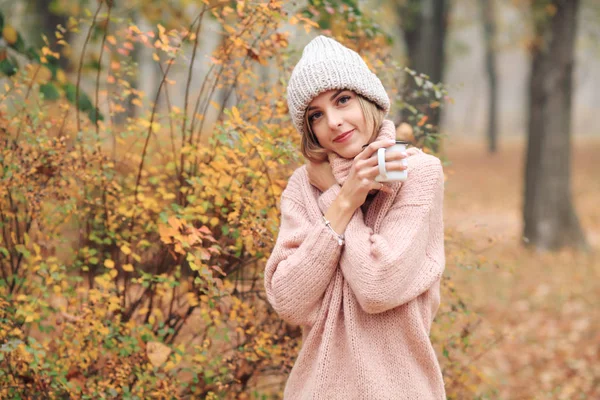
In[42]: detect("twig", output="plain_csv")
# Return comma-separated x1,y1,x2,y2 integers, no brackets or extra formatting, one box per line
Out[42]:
75,1,103,164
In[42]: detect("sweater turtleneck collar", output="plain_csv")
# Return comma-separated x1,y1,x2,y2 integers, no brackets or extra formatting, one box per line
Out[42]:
327,119,396,186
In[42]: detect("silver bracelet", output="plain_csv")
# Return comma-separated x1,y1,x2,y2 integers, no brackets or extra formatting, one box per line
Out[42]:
322,215,345,246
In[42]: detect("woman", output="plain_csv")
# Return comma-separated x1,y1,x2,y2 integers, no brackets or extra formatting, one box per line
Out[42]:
264,36,445,399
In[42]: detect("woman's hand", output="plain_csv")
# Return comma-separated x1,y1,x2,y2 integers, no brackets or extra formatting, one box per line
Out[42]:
339,139,413,211
306,160,338,192
406,147,423,157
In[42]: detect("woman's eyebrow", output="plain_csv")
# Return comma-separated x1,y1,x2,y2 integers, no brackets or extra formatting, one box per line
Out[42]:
329,89,344,101
307,90,345,111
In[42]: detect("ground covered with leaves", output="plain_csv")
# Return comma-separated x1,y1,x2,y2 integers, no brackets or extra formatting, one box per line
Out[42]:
443,135,600,399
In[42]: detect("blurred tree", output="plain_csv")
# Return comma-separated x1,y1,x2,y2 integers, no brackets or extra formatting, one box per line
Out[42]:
523,0,587,250
32,0,72,71
396,0,449,134
479,0,498,153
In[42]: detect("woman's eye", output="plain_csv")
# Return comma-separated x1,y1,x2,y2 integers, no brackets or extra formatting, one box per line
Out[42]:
338,95,351,105
308,112,322,122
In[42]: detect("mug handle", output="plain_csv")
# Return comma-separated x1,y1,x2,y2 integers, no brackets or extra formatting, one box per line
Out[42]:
377,147,388,180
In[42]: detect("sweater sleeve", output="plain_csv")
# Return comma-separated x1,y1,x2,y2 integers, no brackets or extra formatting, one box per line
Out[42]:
340,154,445,314
264,175,343,327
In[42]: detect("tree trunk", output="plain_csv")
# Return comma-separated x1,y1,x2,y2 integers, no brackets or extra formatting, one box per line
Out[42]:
397,0,448,147
479,0,498,153
523,0,587,250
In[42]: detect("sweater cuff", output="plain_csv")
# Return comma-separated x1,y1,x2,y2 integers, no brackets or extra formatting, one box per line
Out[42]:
317,184,341,214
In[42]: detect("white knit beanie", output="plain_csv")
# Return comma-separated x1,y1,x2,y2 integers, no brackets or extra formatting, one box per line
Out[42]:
287,35,390,134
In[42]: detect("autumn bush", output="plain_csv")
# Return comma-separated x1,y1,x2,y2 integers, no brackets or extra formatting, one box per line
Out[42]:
0,1,496,398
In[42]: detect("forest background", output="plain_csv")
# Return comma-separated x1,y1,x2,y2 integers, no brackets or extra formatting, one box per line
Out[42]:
0,0,598,398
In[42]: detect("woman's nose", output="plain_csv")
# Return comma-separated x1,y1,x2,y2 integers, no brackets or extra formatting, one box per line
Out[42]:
327,113,342,130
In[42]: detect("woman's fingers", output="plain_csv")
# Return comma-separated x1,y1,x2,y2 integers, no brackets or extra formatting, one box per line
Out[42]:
384,160,409,171
361,151,410,169
379,185,394,194
369,181,394,194
356,139,396,161
362,162,408,180
360,148,409,168
406,147,422,156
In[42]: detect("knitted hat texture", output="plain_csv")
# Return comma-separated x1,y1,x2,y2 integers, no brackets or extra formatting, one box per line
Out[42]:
287,35,390,134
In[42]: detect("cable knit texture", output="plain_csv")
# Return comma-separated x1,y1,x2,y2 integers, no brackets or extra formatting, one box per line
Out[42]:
264,121,446,399
287,35,390,134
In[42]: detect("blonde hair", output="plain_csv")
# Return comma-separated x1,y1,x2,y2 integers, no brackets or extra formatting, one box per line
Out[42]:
301,94,386,162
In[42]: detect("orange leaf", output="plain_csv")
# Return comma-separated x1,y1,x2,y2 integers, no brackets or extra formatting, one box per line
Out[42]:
199,248,211,260
212,265,226,276
198,226,212,235
168,216,183,232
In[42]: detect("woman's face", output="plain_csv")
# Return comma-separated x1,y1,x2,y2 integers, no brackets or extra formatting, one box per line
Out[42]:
307,89,369,159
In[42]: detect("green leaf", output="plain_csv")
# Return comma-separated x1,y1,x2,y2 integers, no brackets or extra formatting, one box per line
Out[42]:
25,46,39,62
63,82,104,122
8,32,26,53
0,58,17,76
87,107,104,123
40,82,60,100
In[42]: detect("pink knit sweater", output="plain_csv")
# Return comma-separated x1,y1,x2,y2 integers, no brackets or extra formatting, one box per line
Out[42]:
264,120,446,399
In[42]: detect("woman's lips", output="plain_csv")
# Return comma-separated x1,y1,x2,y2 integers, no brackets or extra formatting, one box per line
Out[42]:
334,129,354,143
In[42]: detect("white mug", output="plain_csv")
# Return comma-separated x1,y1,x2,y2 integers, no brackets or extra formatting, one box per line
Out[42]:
374,141,409,182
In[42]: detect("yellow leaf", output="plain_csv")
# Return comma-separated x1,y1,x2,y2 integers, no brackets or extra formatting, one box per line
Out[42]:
223,25,236,35
56,69,67,84
104,259,115,269
188,261,199,271
147,341,171,367
109,269,118,278
152,53,160,62
163,192,176,200
3,25,18,45
123,263,134,272
231,106,241,123
121,245,132,255
186,293,199,307
106,35,116,45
